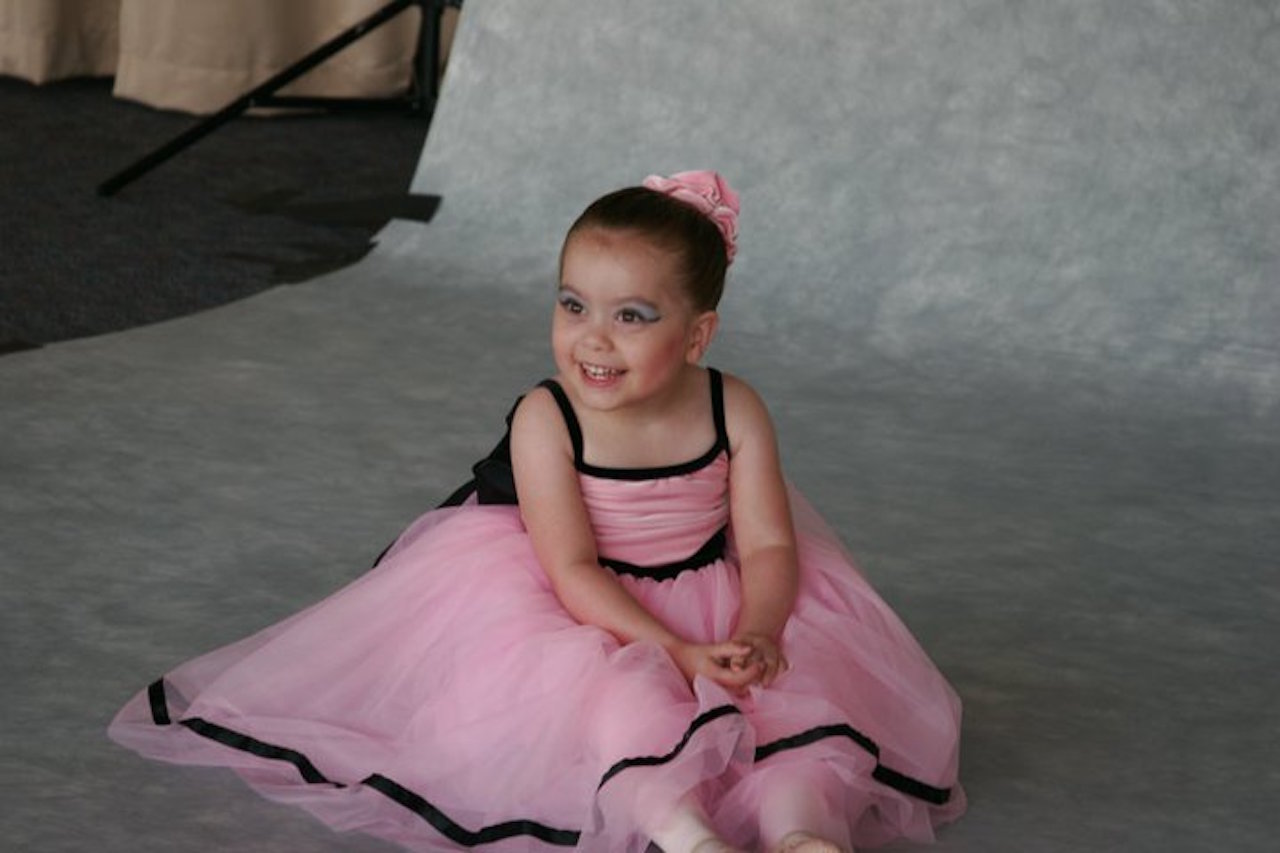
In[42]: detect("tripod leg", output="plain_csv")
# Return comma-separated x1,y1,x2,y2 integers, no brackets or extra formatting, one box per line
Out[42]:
98,0,422,196
414,0,446,112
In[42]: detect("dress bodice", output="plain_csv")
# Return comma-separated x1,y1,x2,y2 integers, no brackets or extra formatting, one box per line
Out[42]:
541,369,731,577
578,454,729,571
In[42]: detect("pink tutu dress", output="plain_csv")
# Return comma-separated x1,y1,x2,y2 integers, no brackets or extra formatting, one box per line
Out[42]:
109,368,965,851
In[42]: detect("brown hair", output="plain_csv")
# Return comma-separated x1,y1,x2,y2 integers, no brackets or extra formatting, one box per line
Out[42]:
563,187,728,311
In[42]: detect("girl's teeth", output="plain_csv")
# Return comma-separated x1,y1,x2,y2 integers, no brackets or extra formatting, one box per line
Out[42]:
583,364,620,379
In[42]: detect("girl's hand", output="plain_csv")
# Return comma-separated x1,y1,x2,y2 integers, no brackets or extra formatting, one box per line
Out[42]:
728,632,789,688
671,641,761,694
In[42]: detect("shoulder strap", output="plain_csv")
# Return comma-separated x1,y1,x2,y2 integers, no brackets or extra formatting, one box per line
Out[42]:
708,367,729,454
539,379,584,465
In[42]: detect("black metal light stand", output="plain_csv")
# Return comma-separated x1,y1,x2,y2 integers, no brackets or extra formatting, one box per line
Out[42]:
98,0,448,196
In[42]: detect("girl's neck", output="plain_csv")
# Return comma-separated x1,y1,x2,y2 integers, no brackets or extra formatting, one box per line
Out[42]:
568,365,715,469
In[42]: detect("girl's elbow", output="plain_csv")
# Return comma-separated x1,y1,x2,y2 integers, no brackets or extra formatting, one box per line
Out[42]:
544,560,599,611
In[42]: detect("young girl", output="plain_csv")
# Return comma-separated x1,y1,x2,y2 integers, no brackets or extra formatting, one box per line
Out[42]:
110,171,965,852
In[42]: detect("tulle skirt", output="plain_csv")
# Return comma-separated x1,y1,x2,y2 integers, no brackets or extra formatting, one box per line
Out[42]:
110,493,965,851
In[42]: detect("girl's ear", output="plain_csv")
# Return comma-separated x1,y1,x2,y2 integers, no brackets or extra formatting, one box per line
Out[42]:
685,311,720,364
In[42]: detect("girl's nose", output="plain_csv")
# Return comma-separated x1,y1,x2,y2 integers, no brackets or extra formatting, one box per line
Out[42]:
581,320,612,351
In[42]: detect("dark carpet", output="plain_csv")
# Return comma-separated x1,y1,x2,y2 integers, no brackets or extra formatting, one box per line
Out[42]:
0,74,431,353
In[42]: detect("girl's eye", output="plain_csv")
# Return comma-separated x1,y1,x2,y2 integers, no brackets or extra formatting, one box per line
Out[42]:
617,307,659,325
558,294,585,314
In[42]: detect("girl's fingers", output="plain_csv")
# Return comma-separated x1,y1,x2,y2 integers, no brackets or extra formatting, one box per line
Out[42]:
707,640,792,689
760,658,778,687
711,659,761,691
714,643,754,667
756,652,789,687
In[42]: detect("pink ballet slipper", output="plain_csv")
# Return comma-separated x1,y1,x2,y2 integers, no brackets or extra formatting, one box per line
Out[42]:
774,830,848,853
691,837,747,853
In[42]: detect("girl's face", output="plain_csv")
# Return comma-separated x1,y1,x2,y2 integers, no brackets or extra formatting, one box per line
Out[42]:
553,227,717,414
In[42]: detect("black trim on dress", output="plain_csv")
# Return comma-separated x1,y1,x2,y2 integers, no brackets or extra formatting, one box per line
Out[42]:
420,371,731,578
423,367,727,527
755,723,952,806
141,680,744,848
182,716,336,786
538,378,584,463
597,704,742,789
871,764,952,806
579,441,725,481
363,774,582,847
710,365,729,453
147,678,172,726
143,676,953,849
541,368,729,481
599,526,727,580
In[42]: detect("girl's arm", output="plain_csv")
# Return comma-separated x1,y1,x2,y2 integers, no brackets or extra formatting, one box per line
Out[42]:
724,375,800,680
510,388,755,687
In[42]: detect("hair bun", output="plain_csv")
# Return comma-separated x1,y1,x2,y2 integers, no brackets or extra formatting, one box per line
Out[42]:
641,170,740,264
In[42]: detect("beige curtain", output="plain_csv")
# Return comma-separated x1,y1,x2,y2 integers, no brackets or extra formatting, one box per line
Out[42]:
0,0,446,115
0,0,121,83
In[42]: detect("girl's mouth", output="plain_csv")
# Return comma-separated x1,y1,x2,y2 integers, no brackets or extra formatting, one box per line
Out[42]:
580,362,625,385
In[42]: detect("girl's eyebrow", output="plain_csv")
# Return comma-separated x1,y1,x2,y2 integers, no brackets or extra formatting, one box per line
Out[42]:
557,284,595,303
618,298,661,315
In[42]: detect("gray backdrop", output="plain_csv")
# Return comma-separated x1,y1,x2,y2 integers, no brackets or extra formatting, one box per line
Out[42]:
2,1,1277,851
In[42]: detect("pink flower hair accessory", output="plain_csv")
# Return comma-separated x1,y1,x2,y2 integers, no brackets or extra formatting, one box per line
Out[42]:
641,170,740,264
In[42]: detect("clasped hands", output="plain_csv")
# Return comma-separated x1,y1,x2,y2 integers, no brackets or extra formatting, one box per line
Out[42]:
673,632,789,693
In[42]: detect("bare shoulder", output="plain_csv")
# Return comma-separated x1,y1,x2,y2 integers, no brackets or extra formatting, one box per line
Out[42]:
509,385,573,457
718,370,778,452
511,384,558,429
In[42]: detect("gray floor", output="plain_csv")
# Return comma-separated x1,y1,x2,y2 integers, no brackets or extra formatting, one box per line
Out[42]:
3,1,1278,851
